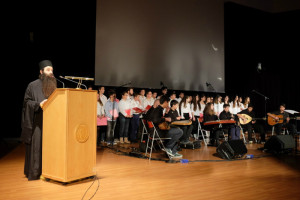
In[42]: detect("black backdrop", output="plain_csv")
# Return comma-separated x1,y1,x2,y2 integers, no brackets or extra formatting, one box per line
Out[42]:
3,1,300,138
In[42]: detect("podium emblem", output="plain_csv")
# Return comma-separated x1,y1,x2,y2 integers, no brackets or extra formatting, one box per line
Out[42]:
75,124,89,143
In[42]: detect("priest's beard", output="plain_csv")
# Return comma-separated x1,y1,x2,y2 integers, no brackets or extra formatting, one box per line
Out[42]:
39,73,57,98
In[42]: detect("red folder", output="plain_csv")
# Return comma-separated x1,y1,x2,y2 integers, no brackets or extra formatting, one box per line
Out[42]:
97,117,107,126
145,105,152,111
133,107,144,113
125,109,131,116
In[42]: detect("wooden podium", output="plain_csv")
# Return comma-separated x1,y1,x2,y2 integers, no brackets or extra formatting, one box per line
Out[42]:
42,88,97,183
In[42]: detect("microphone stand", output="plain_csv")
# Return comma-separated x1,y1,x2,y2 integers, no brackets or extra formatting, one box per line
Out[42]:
55,77,65,88
252,90,269,119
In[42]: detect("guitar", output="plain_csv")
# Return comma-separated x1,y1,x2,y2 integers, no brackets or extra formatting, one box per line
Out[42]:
267,114,284,126
239,114,266,125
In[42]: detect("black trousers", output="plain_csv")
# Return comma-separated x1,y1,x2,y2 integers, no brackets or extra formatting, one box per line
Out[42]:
241,123,265,142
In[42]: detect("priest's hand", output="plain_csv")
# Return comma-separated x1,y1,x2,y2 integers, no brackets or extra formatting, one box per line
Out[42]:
40,99,47,108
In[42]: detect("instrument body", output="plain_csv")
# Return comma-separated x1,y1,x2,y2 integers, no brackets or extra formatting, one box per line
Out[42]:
239,114,266,125
267,114,284,126
158,122,170,130
204,120,236,126
171,120,192,126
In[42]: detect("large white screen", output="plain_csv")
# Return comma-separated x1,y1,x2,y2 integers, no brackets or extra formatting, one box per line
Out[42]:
95,0,224,92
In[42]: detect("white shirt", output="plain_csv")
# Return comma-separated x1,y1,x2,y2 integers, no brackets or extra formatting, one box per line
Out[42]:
191,103,201,116
119,99,132,116
200,102,206,115
143,98,154,110
230,102,240,115
100,94,107,106
131,99,143,115
180,102,192,118
97,101,105,116
214,102,224,116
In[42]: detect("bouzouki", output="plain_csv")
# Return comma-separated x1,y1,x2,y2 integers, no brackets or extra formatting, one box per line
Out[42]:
239,114,266,125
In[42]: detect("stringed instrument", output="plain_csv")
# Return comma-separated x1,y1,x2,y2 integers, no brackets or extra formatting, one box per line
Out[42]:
158,122,170,130
239,114,266,125
267,114,284,126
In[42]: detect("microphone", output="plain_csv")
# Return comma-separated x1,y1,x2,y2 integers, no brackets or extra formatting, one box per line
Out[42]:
64,76,94,81
55,77,65,88
59,76,87,89
206,82,210,87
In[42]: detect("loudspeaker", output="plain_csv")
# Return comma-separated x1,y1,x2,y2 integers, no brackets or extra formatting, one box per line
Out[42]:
217,140,247,160
264,135,295,153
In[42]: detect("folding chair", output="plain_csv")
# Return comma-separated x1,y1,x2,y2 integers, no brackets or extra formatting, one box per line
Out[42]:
197,117,210,145
240,126,257,143
144,121,171,160
271,126,289,135
140,119,148,142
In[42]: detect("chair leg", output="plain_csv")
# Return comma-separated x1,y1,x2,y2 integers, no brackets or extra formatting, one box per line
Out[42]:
240,126,246,144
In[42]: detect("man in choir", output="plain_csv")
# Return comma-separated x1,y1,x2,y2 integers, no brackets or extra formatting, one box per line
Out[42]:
21,60,57,180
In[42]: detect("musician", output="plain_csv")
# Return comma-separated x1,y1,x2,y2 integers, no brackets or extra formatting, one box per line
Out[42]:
267,103,297,136
219,104,241,140
237,103,266,144
203,103,223,147
165,100,193,145
149,95,183,158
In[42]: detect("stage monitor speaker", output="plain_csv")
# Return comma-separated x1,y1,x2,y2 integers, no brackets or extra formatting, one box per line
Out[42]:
264,135,295,153
217,140,247,160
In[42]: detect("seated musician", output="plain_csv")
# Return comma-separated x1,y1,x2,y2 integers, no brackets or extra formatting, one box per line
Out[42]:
237,103,266,144
203,102,223,147
149,95,183,159
267,103,297,136
165,100,193,145
219,104,241,140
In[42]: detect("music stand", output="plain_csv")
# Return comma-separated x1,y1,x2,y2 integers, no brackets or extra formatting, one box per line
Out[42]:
285,109,300,154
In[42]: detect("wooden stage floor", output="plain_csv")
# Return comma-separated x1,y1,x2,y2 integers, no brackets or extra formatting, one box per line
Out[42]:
0,141,300,200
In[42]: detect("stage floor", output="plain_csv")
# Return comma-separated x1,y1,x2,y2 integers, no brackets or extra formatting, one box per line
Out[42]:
0,140,300,200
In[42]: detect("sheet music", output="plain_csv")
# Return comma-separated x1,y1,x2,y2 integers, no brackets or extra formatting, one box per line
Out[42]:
285,110,299,114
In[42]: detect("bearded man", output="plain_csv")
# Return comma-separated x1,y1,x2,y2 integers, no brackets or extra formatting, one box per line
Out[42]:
21,60,57,180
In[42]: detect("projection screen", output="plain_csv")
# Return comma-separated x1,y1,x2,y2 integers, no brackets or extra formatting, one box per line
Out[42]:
95,0,224,92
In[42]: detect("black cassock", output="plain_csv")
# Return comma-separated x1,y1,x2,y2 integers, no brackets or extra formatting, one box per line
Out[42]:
21,79,46,180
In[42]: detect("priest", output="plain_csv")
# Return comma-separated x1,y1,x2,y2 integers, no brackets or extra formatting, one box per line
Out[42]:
21,60,57,180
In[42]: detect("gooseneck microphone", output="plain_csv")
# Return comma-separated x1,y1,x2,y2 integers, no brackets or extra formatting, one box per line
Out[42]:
55,77,65,88
59,76,87,89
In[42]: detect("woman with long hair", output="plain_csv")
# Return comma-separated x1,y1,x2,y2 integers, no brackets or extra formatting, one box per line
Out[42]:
203,103,223,146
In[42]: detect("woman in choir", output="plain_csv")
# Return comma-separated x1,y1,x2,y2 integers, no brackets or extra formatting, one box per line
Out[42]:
179,96,192,120
230,95,242,118
239,96,244,111
118,91,132,144
97,93,107,146
199,94,206,118
213,94,223,117
243,96,250,109
191,94,201,137
223,95,230,105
